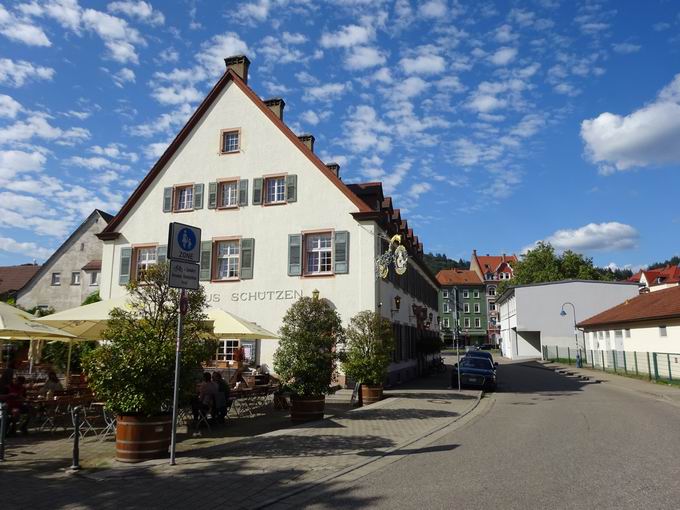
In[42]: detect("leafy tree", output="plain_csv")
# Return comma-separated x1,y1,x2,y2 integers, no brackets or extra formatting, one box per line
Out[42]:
341,311,394,386
83,264,214,416
497,242,610,295
423,252,469,274
82,291,102,305
274,296,344,397
42,341,97,373
648,255,680,269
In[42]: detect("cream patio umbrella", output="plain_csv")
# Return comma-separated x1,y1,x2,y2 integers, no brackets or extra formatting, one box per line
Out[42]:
206,308,278,339
0,301,77,340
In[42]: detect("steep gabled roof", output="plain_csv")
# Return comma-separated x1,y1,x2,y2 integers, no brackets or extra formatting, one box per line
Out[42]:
578,285,680,327
436,269,483,286
0,264,41,295
99,68,371,239
475,253,518,273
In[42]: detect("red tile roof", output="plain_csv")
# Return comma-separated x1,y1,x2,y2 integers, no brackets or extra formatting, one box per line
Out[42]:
578,285,680,327
629,265,680,287
475,253,517,273
436,269,483,286
0,264,41,295
81,260,102,271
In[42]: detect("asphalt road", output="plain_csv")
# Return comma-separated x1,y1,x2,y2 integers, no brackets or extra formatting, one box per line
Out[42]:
302,359,680,510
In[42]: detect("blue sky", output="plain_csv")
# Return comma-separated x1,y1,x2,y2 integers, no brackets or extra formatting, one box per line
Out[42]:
0,0,679,271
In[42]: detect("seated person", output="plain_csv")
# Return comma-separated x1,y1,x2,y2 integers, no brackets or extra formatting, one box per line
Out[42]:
192,372,217,424
38,371,63,396
211,372,231,424
7,376,30,435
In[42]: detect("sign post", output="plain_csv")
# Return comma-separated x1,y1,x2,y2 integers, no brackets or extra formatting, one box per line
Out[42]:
167,222,201,466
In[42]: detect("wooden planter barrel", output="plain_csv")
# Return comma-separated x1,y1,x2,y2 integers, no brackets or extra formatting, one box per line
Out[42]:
360,384,383,406
290,395,325,423
115,415,172,463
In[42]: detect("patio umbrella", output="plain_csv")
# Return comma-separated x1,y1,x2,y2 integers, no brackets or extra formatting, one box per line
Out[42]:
206,308,278,339
0,301,77,340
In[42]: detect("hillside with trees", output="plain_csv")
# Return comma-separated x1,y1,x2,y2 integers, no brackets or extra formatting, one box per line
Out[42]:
423,253,469,275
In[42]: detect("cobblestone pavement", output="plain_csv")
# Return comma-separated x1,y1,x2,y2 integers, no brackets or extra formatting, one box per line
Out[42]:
0,367,480,510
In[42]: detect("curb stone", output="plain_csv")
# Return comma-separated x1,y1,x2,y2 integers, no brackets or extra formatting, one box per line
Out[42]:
253,390,484,509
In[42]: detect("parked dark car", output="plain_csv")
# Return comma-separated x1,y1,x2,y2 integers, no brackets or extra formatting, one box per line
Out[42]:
464,350,498,370
452,357,497,391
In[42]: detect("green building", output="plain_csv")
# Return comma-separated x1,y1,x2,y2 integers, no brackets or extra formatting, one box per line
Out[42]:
436,269,487,346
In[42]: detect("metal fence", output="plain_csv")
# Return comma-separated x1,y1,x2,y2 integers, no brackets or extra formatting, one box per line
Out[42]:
542,345,680,383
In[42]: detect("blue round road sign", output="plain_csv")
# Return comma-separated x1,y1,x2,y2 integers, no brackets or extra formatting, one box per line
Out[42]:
177,228,196,252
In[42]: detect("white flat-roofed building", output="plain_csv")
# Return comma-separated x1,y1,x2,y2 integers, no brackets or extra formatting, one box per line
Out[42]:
497,280,639,360
97,56,440,384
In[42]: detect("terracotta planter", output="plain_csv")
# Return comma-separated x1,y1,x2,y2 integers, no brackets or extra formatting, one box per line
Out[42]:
360,384,383,406
115,415,172,463
290,395,325,423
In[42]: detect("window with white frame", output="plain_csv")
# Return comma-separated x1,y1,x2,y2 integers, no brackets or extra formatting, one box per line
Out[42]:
474,303,480,313
89,271,99,286
135,247,157,279
615,330,623,338
659,326,668,337
463,290,469,298
604,331,610,339
265,176,286,204
463,303,470,313
219,180,239,208
51,272,61,286
489,302,496,311
216,339,239,361
624,329,631,338
443,302,450,313
215,240,240,279
464,317,470,328
174,185,193,211
473,290,479,298
305,233,333,274
71,272,80,285
221,130,240,153
443,290,449,299
475,318,481,328
488,286,496,296
443,318,450,329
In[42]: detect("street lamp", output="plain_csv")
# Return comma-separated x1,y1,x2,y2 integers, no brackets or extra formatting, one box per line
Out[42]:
560,302,584,366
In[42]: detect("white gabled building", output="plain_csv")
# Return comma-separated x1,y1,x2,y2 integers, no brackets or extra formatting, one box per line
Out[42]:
97,56,440,384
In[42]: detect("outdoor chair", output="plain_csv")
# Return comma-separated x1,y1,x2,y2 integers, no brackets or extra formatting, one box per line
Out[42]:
98,406,116,442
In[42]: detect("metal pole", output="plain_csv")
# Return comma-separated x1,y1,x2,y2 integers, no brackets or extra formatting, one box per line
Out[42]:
170,289,185,466
71,406,82,471
0,402,7,462
66,341,74,383
456,336,461,391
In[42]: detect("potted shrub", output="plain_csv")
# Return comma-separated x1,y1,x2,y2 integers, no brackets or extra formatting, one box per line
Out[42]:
83,264,214,463
341,311,394,406
274,296,343,423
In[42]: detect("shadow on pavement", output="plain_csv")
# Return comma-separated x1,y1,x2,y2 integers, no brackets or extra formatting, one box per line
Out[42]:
497,360,596,394
357,443,460,457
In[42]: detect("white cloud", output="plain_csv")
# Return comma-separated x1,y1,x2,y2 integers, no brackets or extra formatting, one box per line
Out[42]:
0,94,21,118
304,82,350,102
467,94,506,113
282,31,307,44
612,42,641,54
0,236,52,260
393,76,429,99
409,182,432,198
0,5,51,47
495,24,517,43
400,54,446,75
259,35,306,65
419,0,447,18
113,67,136,87
488,47,517,66
129,103,193,137
531,222,639,252
107,1,165,25
0,150,46,179
0,115,90,145
345,46,386,70
196,33,250,78
90,144,138,162
581,74,680,172
144,141,170,159
342,105,391,154
235,0,271,23
68,156,130,172
320,24,373,48
453,138,502,166
0,58,55,87
361,157,411,194
81,8,145,64
151,85,203,105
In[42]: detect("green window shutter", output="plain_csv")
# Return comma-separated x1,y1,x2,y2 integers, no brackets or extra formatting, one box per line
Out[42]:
286,174,297,203
157,245,167,265
163,187,173,212
253,178,263,205
119,247,132,285
334,231,349,274
208,182,217,209
199,241,212,281
239,179,248,207
288,234,302,276
193,183,204,209
240,238,254,279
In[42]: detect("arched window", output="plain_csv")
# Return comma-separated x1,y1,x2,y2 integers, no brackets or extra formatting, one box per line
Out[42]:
488,286,496,296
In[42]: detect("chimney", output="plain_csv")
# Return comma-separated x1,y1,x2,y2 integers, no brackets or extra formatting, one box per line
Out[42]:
325,162,340,178
298,134,315,152
473,249,477,256
224,55,250,84
264,98,285,120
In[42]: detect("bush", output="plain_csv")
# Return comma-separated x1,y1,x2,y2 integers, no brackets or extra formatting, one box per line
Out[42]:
83,264,215,417
273,296,344,397
42,341,97,373
341,311,394,386
82,291,101,305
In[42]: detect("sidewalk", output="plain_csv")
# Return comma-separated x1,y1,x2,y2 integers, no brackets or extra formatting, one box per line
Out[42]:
1,369,480,509
541,360,680,408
